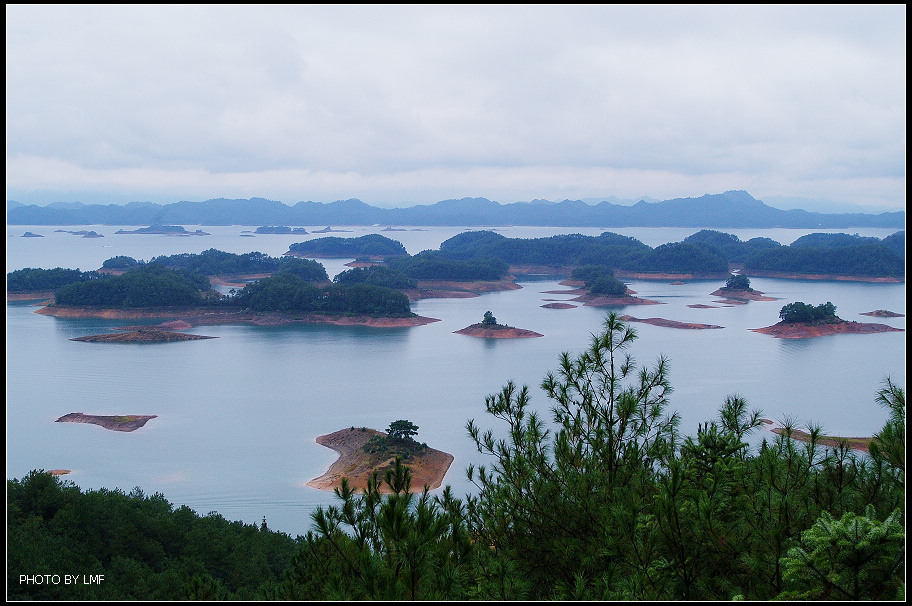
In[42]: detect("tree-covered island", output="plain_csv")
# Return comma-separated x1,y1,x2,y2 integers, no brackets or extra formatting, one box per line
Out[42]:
24,250,435,327
710,274,779,302
753,301,904,339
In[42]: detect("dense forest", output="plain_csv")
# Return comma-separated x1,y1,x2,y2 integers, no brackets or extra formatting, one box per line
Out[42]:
6,267,97,292
778,301,840,324
386,251,510,281
228,274,413,317
8,472,300,600
287,234,409,258
434,229,904,279
8,314,905,600
54,265,215,308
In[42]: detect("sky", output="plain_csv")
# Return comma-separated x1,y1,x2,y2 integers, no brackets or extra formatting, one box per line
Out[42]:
5,5,907,212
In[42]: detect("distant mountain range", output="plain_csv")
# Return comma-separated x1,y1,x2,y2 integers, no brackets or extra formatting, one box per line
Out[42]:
6,190,904,229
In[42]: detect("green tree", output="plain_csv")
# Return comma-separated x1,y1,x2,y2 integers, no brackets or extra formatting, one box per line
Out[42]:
778,505,905,600
273,460,475,600
481,311,497,326
465,312,680,599
724,274,751,290
868,377,904,490
387,420,419,441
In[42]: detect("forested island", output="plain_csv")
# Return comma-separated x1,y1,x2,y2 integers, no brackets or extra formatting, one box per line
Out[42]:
753,301,905,338
710,274,778,302
8,228,904,331
8,315,904,600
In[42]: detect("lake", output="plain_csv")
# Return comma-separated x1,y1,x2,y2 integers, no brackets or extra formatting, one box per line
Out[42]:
6,223,906,536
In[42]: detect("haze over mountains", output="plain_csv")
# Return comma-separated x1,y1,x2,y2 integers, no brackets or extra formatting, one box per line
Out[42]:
6,190,904,229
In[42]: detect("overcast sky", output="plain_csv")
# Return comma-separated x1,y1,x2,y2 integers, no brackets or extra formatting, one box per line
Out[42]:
6,5,906,210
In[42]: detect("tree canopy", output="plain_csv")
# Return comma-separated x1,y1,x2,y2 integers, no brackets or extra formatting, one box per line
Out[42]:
779,301,839,324
387,420,420,441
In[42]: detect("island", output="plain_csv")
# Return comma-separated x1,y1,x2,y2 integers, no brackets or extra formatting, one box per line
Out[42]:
760,419,873,454
860,310,905,318
55,229,104,238
21,231,44,237
307,423,453,493
70,329,216,343
752,301,905,339
253,226,309,234
114,225,210,236
619,315,723,330
56,412,157,432
454,311,543,338
709,275,777,302
38,305,439,328
29,258,440,329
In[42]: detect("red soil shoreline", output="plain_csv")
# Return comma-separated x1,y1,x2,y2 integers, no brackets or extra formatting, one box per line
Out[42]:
307,428,454,493
454,324,544,338
742,270,903,283
34,305,440,328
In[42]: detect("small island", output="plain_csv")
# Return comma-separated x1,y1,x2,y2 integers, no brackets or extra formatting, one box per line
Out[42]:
752,301,905,339
56,412,157,432
710,274,777,302
70,329,216,343
115,225,210,236
860,310,905,318
307,421,453,493
254,226,309,234
454,311,543,339
21,231,44,237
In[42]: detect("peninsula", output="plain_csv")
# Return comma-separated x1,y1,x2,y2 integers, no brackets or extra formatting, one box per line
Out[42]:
56,412,157,432
307,427,454,493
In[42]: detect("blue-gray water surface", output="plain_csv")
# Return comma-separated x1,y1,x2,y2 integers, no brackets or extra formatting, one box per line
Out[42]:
6,224,905,536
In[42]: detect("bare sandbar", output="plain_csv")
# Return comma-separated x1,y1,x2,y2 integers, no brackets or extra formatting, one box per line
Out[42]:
620,315,723,330
57,413,157,432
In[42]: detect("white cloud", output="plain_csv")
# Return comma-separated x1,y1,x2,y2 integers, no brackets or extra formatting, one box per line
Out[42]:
5,5,906,210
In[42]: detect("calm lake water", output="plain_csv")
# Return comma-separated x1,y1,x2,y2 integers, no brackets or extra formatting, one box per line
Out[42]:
6,224,906,536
